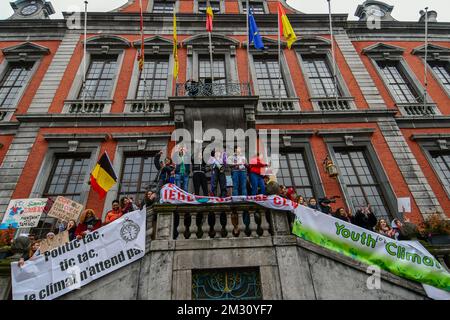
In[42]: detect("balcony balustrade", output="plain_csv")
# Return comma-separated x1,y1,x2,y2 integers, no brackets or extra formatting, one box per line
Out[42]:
63,100,112,114
397,103,440,117
175,82,251,97
311,97,355,111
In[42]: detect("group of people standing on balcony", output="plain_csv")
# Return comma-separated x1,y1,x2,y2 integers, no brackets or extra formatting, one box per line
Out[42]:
151,144,420,242
154,145,269,198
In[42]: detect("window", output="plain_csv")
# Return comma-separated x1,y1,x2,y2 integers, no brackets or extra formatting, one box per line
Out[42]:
78,56,118,100
192,268,262,300
376,61,421,104
153,1,174,13
0,62,34,108
253,58,287,98
118,154,159,204
33,154,91,238
242,1,265,14
302,55,340,98
428,61,450,92
136,58,169,99
334,149,390,220
199,56,226,85
198,1,221,13
429,151,450,194
277,152,314,198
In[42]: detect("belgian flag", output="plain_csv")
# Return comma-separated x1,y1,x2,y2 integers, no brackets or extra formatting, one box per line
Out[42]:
90,152,117,199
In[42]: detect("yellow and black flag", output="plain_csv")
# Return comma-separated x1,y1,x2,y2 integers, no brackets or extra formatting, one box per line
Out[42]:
90,152,117,199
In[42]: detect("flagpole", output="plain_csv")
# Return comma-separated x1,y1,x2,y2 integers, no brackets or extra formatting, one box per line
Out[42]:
82,1,88,111
327,0,339,107
246,0,250,88
423,7,429,109
139,0,148,109
209,31,214,84
278,3,282,112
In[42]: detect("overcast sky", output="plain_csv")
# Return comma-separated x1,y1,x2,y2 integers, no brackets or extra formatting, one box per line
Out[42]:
0,0,448,21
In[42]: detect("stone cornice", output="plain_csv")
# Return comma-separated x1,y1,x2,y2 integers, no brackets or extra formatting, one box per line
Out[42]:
14,114,175,127
396,116,450,129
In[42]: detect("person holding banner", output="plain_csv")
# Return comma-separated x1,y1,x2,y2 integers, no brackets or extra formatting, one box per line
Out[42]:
104,200,123,225
352,205,377,232
75,209,101,240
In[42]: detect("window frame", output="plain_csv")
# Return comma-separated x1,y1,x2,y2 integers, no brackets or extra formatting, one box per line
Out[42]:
117,152,159,204
363,44,434,107
298,54,343,99
151,0,176,13
374,59,422,104
195,0,224,14
319,130,398,220
413,135,450,199
249,53,298,99
427,60,450,98
126,37,176,106
135,56,171,99
412,44,450,98
239,0,268,14
0,60,40,121
77,55,119,100
277,149,323,199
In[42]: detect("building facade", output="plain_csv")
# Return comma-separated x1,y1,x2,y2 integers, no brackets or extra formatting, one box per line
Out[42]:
0,0,449,300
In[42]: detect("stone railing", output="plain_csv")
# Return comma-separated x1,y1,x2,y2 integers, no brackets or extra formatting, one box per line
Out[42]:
175,82,251,97
124,99,169,114
63,100,113,114
311,97,355,111
257,98,301,113
152,203,274,240
397,103,440,117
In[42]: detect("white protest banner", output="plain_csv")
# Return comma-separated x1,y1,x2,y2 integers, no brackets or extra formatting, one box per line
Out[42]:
397,197,412,213
47,196,84,223
292,206,450,298
11,208,146,300
1,198,48,229
161,183,298,211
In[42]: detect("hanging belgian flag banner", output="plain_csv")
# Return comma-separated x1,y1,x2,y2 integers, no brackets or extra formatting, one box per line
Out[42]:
205,1,214,32
90,152,117,199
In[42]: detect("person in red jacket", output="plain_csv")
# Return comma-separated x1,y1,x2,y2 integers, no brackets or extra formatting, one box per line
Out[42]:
104,200,123,226
249,153,268,195
75,209,102,240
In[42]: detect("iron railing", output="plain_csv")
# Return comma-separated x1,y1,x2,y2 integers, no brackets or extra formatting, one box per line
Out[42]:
175,82,251,97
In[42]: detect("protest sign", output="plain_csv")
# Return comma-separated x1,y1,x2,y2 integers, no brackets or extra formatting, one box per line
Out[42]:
160,183,298,211
1,199,48,229
292,205,450,298
11,208,146,300
39,231,70,254
47,196,83,223
397,197,412,213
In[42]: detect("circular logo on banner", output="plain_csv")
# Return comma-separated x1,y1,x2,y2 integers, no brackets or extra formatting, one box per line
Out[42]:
120,218,140,242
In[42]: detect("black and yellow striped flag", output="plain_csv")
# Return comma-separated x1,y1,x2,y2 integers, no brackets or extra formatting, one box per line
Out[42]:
90,152,117,199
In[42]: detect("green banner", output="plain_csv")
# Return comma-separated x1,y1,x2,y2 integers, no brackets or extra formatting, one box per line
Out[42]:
292,206,450,293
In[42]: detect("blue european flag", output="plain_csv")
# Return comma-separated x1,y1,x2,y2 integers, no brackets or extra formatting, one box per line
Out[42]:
248,10,265,50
